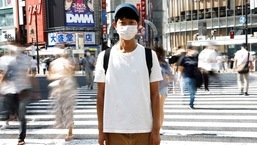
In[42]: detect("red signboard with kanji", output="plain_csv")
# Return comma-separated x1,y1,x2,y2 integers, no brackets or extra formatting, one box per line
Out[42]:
141,0,146,26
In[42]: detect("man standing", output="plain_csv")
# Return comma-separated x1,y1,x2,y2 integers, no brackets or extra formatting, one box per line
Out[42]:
94,3,162,145
234,43,254,96
83,51,95,89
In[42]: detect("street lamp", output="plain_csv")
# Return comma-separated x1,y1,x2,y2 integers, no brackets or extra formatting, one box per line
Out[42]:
30,11,40,74
244,0,248,47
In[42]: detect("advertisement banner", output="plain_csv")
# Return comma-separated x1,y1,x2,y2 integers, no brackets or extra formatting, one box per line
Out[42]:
48,32,76,46
48,32,95,46
65,0,95,27
85,32,96,44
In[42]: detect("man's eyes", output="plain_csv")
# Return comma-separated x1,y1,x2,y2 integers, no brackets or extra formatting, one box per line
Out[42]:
119,21,136,25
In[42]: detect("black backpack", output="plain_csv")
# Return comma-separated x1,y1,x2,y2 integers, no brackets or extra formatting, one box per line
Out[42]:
103,48,152,76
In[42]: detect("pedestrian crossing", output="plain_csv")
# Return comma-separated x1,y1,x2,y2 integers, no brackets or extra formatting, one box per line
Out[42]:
1,73,257,145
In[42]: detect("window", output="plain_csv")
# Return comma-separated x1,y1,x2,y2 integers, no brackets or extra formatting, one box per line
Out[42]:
0,0,6,7
0,13,13,27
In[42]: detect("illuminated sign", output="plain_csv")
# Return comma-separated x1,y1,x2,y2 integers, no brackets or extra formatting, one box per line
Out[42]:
48,32,95,46
65,0,95,27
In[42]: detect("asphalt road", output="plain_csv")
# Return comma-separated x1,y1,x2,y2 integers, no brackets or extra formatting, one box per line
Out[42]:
0,75,87,119
36,75,87,100
1,73,257,145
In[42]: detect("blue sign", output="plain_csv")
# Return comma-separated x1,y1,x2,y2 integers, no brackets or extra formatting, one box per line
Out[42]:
239,16,246,24
48,32,95,46
102,10,107,25
65,0,95,27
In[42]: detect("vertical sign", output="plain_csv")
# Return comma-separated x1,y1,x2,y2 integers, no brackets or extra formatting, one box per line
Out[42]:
250,0,255,9
101,0,106,9
102,0,107,35
141,0,146,26
136,3,141,25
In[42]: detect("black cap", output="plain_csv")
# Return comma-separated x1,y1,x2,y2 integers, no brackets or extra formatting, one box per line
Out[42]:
241,43,247,48
114,3,139,19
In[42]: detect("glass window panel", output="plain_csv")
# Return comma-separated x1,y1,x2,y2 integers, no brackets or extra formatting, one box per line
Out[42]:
0,0,3,7
5,13,13,26
4,0,7,7
0,15,4,27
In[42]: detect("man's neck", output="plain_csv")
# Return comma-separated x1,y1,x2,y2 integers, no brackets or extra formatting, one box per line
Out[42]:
118,39,137,53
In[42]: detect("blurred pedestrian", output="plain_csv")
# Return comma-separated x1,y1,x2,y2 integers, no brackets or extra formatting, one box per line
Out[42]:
178,47,199,109
79,57,85,75
82,51,96,89
42,62,47,75
198,45,219,91
152,45,172,135
47,49,77,141
233,43,254,96
30,56,37,77
172,46,187,95
0,46,40,145
94,3,163,145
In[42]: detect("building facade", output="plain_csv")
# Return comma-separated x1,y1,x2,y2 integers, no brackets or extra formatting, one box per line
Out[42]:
162,0,257,57
45,0,102,55
0,0,18,43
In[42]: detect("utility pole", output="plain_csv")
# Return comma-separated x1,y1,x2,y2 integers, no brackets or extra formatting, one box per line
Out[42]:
245,0,248,46
35,11,40,74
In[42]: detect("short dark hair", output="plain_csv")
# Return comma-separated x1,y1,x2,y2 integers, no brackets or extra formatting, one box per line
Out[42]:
114,7,140,22
241,43,247,48
151,46,165,61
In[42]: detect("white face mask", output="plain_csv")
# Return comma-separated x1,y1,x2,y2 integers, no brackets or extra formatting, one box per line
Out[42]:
116,25,138,40
86,52,91,56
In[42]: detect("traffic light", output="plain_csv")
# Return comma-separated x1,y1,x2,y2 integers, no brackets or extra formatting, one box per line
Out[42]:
230,30,234,39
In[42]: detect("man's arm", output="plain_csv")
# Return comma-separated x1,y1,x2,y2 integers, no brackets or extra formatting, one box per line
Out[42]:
96,82,106,145
150,81,161,145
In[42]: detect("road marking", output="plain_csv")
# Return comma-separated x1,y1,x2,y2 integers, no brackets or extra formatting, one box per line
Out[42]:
0,139,257,145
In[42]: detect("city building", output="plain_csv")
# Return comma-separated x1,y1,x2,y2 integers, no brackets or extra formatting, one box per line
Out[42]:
0,0,21,43
162,0,257,57
26,0,46,48
43,0,102,56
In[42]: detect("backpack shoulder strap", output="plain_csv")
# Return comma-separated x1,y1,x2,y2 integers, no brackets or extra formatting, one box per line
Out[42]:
145,47,152,77
103,47,152,76
103,48,111,74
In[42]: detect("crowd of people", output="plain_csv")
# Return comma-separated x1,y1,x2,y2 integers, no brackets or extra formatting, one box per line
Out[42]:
0,3,256,145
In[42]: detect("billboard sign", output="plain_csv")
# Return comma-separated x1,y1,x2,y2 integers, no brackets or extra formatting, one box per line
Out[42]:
65,0,95,27
85,32,96,44
48,32,95,46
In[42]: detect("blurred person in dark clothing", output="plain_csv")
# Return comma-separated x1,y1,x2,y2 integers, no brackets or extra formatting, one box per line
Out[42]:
82,51,96,89
0,46,40,145
152,46,172,134
178,48,199,109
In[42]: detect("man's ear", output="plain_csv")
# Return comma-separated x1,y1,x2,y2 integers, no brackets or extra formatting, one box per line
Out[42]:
113,21,117,30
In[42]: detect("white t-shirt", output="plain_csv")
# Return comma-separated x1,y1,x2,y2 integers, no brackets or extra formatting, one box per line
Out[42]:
234,49,253,67
94,44,163,133
31,58,37,68
0,53,31,94
198,48,218,71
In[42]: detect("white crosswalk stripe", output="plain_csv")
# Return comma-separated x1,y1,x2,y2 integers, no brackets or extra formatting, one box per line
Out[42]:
1,73,257,145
